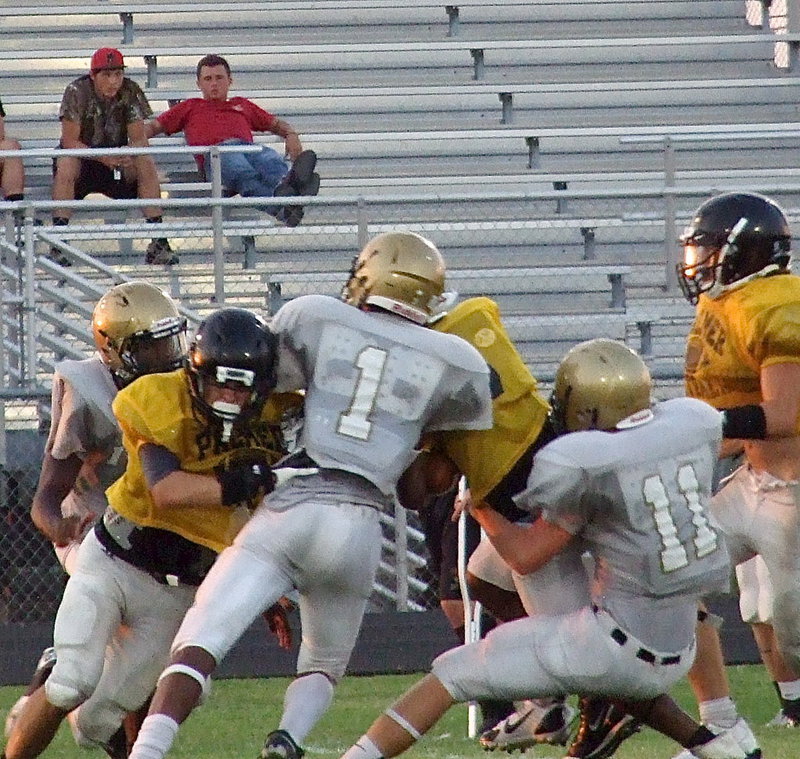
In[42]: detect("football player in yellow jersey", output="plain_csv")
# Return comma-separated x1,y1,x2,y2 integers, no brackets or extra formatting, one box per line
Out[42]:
4,307,299,759
412,296,642,759
672,191,800,759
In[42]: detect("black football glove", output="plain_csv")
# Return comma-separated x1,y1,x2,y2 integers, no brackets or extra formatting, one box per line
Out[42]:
217,461,276,506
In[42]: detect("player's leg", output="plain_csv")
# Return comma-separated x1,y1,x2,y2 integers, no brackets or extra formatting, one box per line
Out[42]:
5,533,123,759
736,555,800,725
261,500,383,759
69,570,195,756
129,512,295,759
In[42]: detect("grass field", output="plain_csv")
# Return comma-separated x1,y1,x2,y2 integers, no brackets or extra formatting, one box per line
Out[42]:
1,665,793,758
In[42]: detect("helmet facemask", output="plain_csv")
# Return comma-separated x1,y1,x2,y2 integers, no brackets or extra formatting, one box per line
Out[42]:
190,364,264,443
676,193,792,304
186,308,278,444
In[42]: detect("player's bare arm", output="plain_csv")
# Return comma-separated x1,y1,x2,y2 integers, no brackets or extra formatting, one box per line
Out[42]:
469,506,574,576
759,362,800,437
396,449,459,511
31,451,95,546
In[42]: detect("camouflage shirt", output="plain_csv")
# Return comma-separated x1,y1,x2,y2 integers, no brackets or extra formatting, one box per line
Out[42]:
59,75,152,148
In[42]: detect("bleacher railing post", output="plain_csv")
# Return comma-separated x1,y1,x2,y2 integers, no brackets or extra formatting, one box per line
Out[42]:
209,147,226,305
356,198,369,249
23,211,38,387
662,136,677,292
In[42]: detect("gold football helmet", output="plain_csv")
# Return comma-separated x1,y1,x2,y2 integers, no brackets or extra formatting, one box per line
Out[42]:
341,231,446,324
551,338,652,433
92,281,187,387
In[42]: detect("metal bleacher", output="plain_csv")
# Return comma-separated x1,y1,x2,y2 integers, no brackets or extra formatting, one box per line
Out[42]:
2,0,800,411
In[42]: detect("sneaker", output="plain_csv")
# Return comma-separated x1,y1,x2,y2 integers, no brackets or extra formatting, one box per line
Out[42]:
480,699,576,752
565,697,641,759
275,204,304,228
767,709,800,727
261,729,304,759
477,699,516,737
46,247,71,267
145,239,178,265
689,730,747,759
672,719,760,759
286,150,318,195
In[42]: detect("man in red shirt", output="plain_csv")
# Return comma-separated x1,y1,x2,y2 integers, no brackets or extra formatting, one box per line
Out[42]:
146,54,319,227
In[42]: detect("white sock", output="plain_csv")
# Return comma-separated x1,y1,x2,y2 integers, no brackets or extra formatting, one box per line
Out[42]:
778,679,800,701
341,735,383,759
128,714,179,759
698,697,738,730
278,672,335,744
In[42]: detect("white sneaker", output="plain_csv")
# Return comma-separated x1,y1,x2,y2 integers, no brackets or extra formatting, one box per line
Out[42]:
4,694,29,739
690,730,747,759
671,718,760,759
479,699,576,751
767,708,800,727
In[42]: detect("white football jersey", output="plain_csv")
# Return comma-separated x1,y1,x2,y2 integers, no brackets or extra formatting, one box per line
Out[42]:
271,295,492,495
515,397,730,650
48,356,124,520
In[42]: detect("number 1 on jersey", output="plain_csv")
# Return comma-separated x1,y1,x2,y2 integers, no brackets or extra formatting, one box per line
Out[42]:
337,346,388,440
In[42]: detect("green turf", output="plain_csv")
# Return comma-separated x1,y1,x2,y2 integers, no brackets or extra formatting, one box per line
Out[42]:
0,665,793,758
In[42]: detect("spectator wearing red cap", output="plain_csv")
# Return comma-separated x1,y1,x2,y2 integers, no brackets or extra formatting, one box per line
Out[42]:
145,54,319,227
51,48,177,266
0,96,25,205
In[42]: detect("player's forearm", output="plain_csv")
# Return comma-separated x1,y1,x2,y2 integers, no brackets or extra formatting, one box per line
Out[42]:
150,470,224,509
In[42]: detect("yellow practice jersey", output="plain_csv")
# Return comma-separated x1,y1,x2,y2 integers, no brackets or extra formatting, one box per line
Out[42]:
107,369,302,553
685,273,800,408
431,297,550,503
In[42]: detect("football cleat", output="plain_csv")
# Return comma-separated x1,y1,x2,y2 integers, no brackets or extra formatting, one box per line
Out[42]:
565,697,641,759
480,699,576,752
767,709,800,727
672,718,760,759
260,729,305,759
688,729,747,759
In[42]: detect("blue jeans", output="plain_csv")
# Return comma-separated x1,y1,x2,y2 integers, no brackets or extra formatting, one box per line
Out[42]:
218,138,289,199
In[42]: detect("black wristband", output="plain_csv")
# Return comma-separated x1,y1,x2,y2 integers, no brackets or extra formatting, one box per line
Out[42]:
721,405,767,440
217,463,275,506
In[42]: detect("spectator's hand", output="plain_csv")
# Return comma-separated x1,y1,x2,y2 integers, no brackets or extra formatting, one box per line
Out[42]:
284,133,302,161
262,597,295,650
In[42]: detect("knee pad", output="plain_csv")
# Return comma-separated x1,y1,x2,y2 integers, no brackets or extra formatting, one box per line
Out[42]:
45,677,85,712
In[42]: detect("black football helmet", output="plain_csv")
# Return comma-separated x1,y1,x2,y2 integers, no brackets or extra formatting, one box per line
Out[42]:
676,192,791,304
186,308,278,440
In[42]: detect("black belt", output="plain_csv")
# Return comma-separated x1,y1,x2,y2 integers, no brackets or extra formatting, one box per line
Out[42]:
593,605,681,666
609,627,682,666
95,519,204,587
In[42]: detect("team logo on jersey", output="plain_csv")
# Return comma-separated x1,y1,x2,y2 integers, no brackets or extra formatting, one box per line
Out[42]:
473,327,496,349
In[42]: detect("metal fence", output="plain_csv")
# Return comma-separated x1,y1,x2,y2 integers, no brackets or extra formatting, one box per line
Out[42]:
3,175,800,625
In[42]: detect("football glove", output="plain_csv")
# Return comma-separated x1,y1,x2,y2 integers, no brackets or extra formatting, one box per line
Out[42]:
217,461,276,506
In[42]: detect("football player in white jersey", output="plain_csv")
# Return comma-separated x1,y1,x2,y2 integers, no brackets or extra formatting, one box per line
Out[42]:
126,230,494,759
3,281,188,758
338,339,748,759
